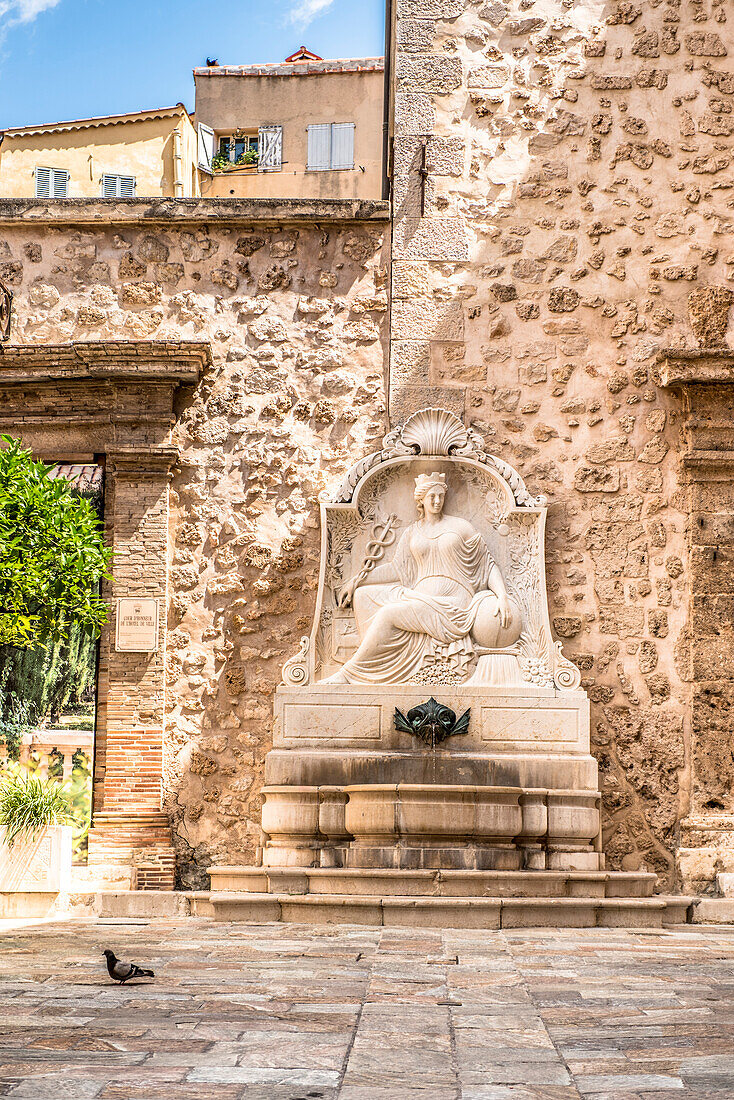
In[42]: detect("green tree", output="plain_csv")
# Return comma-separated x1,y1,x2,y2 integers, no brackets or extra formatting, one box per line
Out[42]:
0,621,97,731
0,436,111,648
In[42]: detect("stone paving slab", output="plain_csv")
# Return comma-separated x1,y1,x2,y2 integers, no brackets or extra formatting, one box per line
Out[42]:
1,919,734,1097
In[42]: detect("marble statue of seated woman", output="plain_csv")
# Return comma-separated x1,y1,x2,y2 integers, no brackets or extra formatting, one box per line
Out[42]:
323,472,522,685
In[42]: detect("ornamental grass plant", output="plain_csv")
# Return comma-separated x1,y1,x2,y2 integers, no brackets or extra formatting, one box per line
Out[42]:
0,768,73,848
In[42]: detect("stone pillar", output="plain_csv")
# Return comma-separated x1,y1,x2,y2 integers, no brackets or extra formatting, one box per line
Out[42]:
389,0,469,423
87,446,177,890
659,350,734,894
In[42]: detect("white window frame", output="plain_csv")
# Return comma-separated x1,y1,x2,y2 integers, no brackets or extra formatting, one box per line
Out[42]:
307,122,355,171
35,166,70,198
100,173,136,198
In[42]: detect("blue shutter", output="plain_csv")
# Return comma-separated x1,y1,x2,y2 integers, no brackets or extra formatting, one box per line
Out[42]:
52,170,69,197
101,174,136,197
198,124,215,173
118,174,136,197
307,124,331,170
35,167,51,198
37,167,69,197
330,123,354,170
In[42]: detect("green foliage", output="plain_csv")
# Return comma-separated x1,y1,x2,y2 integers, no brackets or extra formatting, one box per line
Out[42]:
212,149,258,171
0,658,36,760
0,768,73,848
0,686,37,763
0,436,111,648
0,622,97,727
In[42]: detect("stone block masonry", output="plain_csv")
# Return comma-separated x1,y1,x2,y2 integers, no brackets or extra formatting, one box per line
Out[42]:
389,0,734,890
0,200,390,888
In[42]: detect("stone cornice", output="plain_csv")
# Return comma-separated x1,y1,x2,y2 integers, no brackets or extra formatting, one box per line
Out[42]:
0,197,391,228
657,347,734,387
0,340,211,384
682,452,734,479
107,445,180,477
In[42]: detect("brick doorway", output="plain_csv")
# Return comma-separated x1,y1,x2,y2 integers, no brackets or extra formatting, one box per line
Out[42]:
0,341,210,889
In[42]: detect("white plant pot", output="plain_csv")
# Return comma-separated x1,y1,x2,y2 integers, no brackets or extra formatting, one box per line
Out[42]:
0,824,72,892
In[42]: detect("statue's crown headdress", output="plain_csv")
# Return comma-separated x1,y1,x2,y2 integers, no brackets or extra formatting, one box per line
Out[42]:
414,472,447,496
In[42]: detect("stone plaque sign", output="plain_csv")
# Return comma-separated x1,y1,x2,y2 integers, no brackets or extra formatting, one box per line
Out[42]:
115,597,159,653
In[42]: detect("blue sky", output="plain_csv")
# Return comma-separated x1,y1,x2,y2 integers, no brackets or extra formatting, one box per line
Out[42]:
0,0,385,129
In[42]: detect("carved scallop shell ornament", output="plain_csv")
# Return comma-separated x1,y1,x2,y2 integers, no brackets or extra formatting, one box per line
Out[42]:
384,408,482,457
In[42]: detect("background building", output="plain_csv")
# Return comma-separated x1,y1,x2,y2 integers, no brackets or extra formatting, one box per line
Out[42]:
194,49,384,199
0,105,200,198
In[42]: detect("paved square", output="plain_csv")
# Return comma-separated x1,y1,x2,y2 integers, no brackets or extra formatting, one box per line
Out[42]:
1,919,734,1098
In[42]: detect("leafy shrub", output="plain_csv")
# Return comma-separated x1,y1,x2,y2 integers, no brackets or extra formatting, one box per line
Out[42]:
0,769,73,848
0,691,37,763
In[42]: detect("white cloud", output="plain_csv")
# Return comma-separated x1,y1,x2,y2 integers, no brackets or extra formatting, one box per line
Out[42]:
0,0,61,31
287,0,335,29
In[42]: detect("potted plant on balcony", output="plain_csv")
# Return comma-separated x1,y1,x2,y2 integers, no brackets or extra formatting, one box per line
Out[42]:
238,148,259,169
0,769,73,895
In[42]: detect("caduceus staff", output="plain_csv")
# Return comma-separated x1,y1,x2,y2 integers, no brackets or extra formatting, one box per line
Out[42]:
336,513,398,607
0,278,13,342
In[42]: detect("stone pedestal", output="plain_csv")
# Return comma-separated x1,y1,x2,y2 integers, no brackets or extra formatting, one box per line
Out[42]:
262,685,601,872
0,825,72,893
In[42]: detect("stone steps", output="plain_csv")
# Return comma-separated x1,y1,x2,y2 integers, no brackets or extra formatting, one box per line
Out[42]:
1,886,693,928
205,866,692,928
208,865,657,899
208,891,694,928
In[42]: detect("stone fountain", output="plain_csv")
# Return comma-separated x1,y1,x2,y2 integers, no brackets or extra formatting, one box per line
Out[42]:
208,411,691,926
263,408,600,872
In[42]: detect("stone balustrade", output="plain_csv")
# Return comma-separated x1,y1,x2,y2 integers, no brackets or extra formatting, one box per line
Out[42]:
15,729,93,782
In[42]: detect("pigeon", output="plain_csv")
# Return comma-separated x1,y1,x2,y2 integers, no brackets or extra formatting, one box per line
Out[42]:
103,949,155,984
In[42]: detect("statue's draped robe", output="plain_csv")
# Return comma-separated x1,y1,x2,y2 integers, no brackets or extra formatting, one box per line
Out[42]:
338,521,498,684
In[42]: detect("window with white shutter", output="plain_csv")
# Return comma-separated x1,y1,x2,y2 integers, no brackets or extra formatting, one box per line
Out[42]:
198,123,215,173
258,125,283,172
101,174,136,198
307,123,355,171
35,167,69,198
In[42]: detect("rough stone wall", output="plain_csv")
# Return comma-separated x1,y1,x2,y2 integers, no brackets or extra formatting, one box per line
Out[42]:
0,214,389,885
391,0,734,887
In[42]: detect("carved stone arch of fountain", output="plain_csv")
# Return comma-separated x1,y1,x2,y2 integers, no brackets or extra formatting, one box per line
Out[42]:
293,407,581,693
